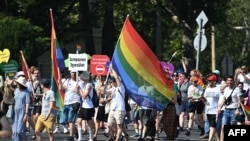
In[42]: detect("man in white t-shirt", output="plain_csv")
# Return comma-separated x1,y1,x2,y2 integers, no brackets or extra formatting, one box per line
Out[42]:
58,70,81,141
106,66,125,141
203,74,220,141
217,75,241,141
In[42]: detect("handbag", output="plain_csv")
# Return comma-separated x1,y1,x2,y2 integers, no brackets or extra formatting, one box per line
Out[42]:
6,105,14,119
225,87,236,106
105,102,111,114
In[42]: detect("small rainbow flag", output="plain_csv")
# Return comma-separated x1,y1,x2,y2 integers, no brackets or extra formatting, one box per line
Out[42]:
50,9,65,112
111,16,175,110
241,104,250,120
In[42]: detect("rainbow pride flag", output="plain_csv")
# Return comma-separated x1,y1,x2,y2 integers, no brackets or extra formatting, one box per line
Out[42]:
50,9,65,112
242,104,250,120
111,16,175,110
20,51,32,81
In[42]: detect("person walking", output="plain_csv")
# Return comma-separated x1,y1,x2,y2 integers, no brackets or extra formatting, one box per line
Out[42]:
203,74,220,141
186,75,204,136
35,78,56,141
106,66,126,141
76,71,95,141
93,77,109,140
12,76,30,141
58,70,81,141
217,75,241,141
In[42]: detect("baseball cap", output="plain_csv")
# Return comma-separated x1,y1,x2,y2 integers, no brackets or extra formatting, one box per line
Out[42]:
213,70,220,75
207,74,217,81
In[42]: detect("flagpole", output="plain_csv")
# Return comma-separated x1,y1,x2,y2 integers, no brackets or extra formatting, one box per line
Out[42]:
103,14,130,94
168,51,177,63
106,14,130,79
20,50,35,99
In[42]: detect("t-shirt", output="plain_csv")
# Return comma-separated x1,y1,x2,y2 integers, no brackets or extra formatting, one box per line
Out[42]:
187,85,203,101
204,86,220,114
179,81,192,101
63,79,81,105
79,82,94,109
237,73,250,91
41,89,56,116
223,86,241,109
110,84,125,111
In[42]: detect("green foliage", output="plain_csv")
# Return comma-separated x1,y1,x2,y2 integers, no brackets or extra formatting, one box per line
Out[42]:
0,14,47,68
0,0,249,77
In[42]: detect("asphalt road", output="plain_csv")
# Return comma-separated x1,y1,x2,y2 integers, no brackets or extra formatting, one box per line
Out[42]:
0,123,214,141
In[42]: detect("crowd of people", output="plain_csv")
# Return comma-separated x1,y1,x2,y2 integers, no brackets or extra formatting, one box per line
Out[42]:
0,63,250,141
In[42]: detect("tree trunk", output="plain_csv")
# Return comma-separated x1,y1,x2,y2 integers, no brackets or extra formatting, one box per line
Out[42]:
182,28,196,72
79,0,95,55
101,6,116,59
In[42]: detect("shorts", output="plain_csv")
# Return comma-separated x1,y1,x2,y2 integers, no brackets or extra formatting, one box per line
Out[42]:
180,100,189,113
77,107,95,120
35,115,55,133
96,105,108,122
108,110,125,124
63,104,79,123
130,104,137,121
33,105,42,115
188,100,203,114
139,109,152,125
207,114,217,127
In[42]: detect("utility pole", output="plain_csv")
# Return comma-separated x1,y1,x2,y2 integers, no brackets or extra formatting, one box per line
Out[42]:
211,26,215,71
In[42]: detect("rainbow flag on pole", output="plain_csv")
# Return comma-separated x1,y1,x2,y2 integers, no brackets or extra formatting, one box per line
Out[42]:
20,51,32,80
241,104,250,120
50,9,65,111
111,16,175,110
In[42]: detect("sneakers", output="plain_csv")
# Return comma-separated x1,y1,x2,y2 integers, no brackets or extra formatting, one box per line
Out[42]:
200,128,205,136
31,135,36,139
185,128,191,136
26,128,30,133
179,127,183,132
130,133,139,138
53,127,61,134
63,127,69,134
155,133,160,140
103,132,109,137
200,135,209,139
133,134,141,140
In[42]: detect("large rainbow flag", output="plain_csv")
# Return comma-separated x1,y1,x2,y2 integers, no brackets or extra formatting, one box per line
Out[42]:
50,9,65,111
111,16,175,110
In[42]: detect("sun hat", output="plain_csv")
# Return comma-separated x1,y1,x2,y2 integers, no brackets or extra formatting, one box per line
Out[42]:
70,69,78,73
40,78,51,88
79,71,90,80
14,71,25,78
15,76,27,87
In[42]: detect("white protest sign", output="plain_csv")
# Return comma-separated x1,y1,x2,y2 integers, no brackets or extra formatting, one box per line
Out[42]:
68,53,88,71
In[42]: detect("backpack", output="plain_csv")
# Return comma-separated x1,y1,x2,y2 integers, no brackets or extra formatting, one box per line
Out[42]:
88,87,99,108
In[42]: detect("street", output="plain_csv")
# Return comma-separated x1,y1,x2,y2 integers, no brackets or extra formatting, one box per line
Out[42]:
0,123,214,141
